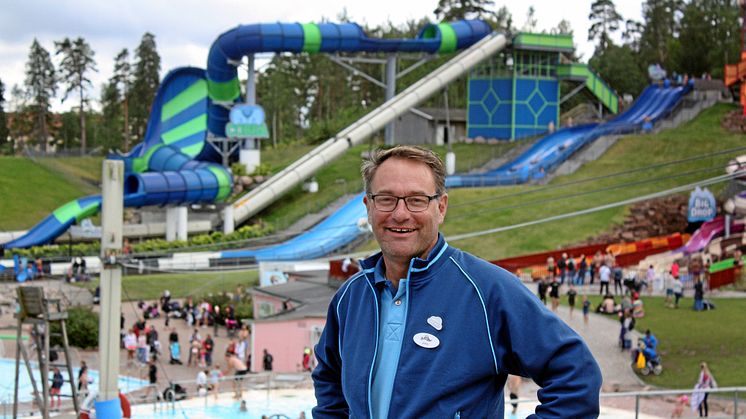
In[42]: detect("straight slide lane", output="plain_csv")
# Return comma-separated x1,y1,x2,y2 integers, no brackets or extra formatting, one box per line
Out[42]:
232,32,509,224
446,82,694,188
446,124,598,187
221,193,368,261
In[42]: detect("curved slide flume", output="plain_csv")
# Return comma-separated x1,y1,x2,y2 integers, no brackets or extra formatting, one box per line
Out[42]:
205,21,492,137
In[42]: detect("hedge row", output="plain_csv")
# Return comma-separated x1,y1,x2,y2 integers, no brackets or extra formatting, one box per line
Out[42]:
12,223,274,259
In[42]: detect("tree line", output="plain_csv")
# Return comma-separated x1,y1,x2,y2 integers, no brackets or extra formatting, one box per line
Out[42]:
0,0,741,156
0,33,160,155
587,0,741,98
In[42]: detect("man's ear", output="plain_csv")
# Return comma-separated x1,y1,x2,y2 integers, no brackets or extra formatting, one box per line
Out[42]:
437,193,448,223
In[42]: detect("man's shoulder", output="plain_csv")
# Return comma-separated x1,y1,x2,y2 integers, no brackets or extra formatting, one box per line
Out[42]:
447,247,521,285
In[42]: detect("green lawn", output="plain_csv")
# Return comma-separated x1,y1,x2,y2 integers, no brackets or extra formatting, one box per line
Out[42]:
74,269,259,302
0,157,97,231
437,103,746,259
257,142,519,230
35,156,103,189
624,296,745,389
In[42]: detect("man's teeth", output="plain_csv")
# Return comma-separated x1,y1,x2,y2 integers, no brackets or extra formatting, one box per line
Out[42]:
390,228,413,233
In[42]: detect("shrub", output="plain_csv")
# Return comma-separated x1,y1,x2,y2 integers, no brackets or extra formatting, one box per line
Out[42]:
12,222,275,258
50,306,99,349
233,301,253,321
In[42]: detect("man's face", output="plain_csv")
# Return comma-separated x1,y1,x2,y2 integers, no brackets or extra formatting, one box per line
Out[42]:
364,157,447,267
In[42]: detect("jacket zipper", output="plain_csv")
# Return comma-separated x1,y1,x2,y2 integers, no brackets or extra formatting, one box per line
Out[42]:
366,274,380,418
367,260,415,418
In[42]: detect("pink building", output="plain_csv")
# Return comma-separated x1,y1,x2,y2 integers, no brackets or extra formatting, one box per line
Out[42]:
249,277,339,373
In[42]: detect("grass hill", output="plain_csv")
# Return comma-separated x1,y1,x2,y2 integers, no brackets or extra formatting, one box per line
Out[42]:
0,156,102,231
3,103,743,260
416,103,745,260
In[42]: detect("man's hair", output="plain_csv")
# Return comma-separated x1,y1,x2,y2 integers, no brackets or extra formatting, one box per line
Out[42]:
361,145,446,195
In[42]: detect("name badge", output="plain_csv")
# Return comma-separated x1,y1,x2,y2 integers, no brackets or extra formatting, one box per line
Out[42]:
413,332,440,349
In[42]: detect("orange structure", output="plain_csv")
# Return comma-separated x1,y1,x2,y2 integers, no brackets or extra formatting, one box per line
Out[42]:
724,0,746,115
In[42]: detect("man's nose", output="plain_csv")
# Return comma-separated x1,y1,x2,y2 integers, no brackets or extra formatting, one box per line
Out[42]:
390,199,411,219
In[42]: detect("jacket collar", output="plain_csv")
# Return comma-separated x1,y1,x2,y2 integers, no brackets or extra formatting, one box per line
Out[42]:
360,233,451,286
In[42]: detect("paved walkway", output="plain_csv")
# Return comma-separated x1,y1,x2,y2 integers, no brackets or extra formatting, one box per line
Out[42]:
1,278,742,417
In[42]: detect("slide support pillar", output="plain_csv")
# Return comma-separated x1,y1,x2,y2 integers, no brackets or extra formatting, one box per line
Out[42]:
223,205,235,234
166,208,177,242
240,54,261,174
176,206,188,241
384,55,397,146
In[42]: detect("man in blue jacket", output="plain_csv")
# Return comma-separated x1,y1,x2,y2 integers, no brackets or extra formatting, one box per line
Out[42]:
312,146,602,418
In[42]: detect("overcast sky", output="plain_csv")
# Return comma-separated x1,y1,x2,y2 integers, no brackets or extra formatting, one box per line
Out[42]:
0,0,642,111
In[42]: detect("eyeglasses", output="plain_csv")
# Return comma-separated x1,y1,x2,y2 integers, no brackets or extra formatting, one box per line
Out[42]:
368,194,439,212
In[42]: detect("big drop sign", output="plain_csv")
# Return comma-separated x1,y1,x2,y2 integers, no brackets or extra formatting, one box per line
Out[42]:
688,187,716,222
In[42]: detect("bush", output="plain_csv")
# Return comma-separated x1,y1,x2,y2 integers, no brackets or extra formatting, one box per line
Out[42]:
50,306,99,349
233,301,253,320
12,221,275,259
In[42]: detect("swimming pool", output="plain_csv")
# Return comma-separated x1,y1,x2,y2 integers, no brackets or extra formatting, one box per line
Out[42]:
132,389,658,419
0,358,148,403
133,389,314,419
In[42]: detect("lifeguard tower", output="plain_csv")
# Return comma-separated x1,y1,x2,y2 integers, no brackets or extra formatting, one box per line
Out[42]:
13,286,80,418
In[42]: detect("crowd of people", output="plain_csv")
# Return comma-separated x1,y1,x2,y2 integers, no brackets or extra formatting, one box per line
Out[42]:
117,289,281,403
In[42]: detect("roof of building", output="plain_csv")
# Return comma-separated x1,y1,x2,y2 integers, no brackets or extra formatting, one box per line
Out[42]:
250,276,338,322
411,107,467,122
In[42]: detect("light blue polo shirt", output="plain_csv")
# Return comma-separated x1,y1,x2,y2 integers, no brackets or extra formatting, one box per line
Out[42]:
371,258,409,419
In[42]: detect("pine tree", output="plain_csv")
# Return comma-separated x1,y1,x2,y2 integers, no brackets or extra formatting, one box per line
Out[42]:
24,38,56,152
433,0,496,21
0,79,9,154
588,0,623,52
677,0,740,78
55,36,97,155
523,6,538,32
112,49,133,150
131,33,161,140
100,80,123,151
639,0,684,66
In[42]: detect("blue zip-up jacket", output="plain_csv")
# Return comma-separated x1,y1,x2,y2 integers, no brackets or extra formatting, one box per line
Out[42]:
312,235,602,418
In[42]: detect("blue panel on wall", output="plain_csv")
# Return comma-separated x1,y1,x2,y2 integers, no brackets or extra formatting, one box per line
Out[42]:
469,106,490,125
515,104,535,125
470,80,489,99
538,106,558,125
515,79,535,101
492,79,512,101
539,80,558,101
492,104,511,125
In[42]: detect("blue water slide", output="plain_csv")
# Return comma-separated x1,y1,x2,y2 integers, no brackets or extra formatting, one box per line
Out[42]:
4,20,491,253
216,81,695,262
446,82,694,189
205,20,491,137
220,192,368,261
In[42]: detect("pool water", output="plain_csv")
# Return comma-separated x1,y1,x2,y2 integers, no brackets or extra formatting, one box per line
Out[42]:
133,389,656,419
136,389,314,419
0,358,148,403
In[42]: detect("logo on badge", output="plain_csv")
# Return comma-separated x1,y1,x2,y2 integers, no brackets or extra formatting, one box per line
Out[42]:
413,332,440,349
427,316,443,331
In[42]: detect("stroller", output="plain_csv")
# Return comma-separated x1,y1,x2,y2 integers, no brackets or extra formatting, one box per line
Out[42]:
163,383,188,401
631,340,662,376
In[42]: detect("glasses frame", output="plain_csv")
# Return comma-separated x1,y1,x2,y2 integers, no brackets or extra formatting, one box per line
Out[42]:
368,193,440,213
